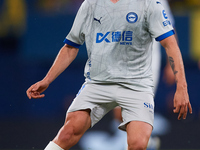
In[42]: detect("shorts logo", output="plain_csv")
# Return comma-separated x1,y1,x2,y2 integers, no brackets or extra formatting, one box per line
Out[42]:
126,12,138,23
144,102,154,110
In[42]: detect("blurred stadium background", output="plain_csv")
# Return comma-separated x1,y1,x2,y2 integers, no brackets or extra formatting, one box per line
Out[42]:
0,0,200,149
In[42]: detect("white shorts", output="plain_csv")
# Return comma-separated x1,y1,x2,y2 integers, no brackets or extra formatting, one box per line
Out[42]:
67,82,154,131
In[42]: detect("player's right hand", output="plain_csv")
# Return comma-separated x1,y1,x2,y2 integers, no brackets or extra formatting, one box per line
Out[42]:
26,80,49,99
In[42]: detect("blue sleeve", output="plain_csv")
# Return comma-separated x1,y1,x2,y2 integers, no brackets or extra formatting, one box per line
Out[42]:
155,30,175,41
63,39,81,48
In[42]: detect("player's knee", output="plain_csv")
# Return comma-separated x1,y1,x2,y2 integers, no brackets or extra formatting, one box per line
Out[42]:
54,124,81,149
61,126,75,141
54,125,75,144
54,110,91,148
128,138,147,150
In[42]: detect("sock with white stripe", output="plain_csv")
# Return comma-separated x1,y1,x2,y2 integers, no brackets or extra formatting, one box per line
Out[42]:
44,141,64,150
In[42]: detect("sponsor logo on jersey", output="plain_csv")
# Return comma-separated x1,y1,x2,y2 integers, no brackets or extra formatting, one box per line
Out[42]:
126,12,138,23
96,31,133,45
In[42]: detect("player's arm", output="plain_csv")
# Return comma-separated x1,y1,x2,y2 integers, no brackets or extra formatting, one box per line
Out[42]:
163,29,178,85
160,35,192,120
26,44,79,99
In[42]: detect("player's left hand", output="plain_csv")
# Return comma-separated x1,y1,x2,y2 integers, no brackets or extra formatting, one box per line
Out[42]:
173,87,192,120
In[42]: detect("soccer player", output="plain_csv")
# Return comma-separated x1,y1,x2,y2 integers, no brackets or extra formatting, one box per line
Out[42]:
26,0,192,150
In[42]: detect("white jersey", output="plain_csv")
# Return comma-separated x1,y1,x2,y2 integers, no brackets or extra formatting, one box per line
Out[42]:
64,0,174,95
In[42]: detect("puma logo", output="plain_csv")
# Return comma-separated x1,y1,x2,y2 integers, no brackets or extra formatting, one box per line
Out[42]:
94,17,102,24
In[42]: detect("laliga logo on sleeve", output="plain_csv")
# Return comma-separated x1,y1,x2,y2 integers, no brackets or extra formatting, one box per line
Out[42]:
126,12,138,23
162,10,171,26
162,10,168,19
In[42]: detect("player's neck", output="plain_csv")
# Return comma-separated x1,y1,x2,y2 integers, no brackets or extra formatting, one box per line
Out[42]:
110,0,119,4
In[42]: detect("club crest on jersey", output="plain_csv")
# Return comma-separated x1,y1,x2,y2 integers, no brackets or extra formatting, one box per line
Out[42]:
126,12,138,23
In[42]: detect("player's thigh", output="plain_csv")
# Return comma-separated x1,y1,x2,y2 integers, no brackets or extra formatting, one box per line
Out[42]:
65,109,91,134
68,82,117,127
126,121,152,147
117,89,154,131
